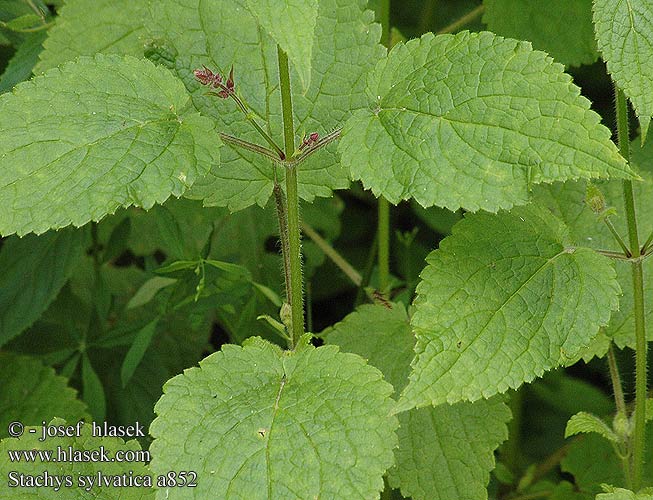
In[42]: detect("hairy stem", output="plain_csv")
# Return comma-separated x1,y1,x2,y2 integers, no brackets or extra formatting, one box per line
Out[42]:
278,46,304,345
302,222,362,286
615,85,647,490
273,182,292,325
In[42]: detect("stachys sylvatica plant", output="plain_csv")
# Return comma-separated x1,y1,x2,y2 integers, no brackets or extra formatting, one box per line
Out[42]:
0,0,652,498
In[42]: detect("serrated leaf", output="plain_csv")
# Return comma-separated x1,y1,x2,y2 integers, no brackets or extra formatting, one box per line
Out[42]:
565,412,619,443
339,31,633,213
389,399,510,500
483,0,598,66
399,205,620,409
0,228,85,346
0,353,88,439
593,0,653,141
323,304,510,500
35,0,147,73
148,0,383,210
0,54,220,236
0,417,154,499
245,0,317,90
597,487,653,500
150,339,398,499
533,137,653,348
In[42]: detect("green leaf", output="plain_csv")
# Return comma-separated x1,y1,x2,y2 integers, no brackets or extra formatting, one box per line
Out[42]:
389,399,510,500
245,0,318,90
0,31,45,93
127,276,177,309
533,137,653,348
82,354,106,421
35,0,147,73
593,0,653,141
0,353,88,439
339,31,633,213
483,0,598,66
150,338,398,499
0,54,219,236
565,412,619,443
0,417,154,498
3,13,42,31
120,318,159,387
0,228,85,346
323,304,510,500
322,303,415,392
399,205,620,409
562,433,627,496
597,486,653,500
148,0,383,210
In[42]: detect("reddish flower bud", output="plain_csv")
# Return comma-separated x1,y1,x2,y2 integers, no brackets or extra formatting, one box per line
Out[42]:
194,66,223,87
226,66,235,91
299,132,320,151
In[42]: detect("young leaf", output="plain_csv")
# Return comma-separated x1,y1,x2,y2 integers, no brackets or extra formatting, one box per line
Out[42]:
399,205,620,409
150,338,398,500
35,0,147,73
0,417,154,498
339,31,633,213
0,228,84,346
0,54,220,236
148,0,383,210
245,0,318,90
127,276,177,309
593,0,653,141
565,411,619,443
597,486,653,500
483,0,598,66
82,353,106,421
0,31,46,93
562,422,653,493
323,304,510,500
120,318,159,387
0,353,88,438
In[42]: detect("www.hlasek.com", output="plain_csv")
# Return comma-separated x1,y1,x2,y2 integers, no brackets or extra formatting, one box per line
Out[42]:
5,420,197,492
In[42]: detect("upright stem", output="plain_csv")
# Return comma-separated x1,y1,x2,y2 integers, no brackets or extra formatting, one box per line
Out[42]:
378,198,390,292
278,46,304,345
615,86,647,490
377,0,392,294
607,345,627,416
